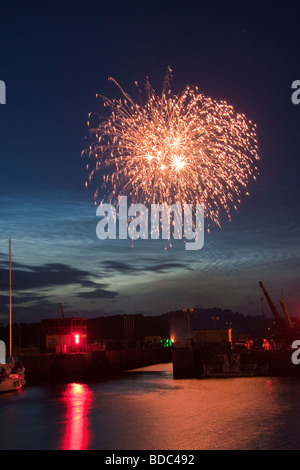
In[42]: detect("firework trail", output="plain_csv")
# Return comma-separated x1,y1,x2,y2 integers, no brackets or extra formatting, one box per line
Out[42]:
83,68,259,227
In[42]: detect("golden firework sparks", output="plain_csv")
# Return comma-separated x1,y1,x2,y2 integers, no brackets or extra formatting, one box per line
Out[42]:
83,69,259,227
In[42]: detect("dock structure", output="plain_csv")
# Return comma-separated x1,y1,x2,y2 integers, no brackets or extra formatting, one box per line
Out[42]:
7,314,173,383
20,347,172,383
172,343,300,379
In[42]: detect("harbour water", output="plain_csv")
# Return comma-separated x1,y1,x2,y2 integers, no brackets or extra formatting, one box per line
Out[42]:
0,362,300,450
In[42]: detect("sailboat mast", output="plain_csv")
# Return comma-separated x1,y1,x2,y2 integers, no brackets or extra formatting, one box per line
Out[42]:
9,239,12,357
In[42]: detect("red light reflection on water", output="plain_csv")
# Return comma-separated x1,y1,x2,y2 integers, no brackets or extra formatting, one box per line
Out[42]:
61,383,92,450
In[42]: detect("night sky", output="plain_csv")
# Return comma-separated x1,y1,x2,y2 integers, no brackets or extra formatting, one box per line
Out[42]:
0,0,299,324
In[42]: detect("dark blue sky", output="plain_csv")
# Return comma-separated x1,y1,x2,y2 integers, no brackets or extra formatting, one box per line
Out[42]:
0,0,300,323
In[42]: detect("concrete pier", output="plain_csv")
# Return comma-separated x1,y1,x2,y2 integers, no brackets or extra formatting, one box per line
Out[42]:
20,347,172,383
172,346,300,379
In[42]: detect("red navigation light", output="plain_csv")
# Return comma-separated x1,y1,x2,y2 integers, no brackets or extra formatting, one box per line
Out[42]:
74,334,80,345
61,383,92,450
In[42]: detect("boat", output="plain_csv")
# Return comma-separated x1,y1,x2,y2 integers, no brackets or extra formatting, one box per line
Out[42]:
0,240,26,393
0,356,25,392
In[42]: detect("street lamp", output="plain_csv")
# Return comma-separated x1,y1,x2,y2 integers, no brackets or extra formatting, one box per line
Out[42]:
183,308,194,347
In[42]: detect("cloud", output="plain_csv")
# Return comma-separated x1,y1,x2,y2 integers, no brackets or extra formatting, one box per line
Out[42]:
100,259,189,275
1,262,97,290
100,260,140,274
74,288,118,299
0,259,120,322
0,186,299,322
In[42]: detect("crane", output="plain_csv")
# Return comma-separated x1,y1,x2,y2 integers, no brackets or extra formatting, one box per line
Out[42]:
279,298,294,331
259,282,285,329
59,303,65,319
259,281,293,344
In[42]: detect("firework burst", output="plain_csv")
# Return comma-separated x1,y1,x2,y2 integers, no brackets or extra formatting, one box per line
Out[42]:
83,69,259,226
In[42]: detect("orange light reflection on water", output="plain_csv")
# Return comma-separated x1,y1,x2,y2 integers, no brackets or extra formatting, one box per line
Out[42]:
61,383,92,450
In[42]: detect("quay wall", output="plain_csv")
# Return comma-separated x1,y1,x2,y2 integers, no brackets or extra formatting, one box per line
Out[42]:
172,347,300,379
20,347,172,383
172,348,196,379
241,350,300,377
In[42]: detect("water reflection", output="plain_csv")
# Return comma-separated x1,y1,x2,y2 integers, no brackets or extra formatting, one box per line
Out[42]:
60,383,92,450
1,365,300,449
